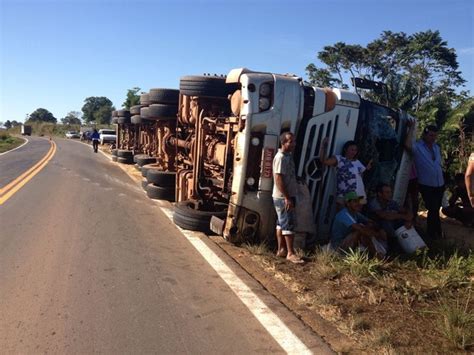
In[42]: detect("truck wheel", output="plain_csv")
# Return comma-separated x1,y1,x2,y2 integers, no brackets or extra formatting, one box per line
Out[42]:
140,93,150,106
117,150,133,158
136,156,157,167
147,104,178,120
131,115,142,124
146,170,175,187
140,107,149,118
117,109,131,118
173,200,228,233
117,156,134,164
141,163,161,178
148,89,179,105
130,105,142,115
145,184,175,201
180,75,238,98
117,117,131,124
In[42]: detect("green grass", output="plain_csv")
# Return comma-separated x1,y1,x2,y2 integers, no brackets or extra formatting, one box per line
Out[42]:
0,132,24,153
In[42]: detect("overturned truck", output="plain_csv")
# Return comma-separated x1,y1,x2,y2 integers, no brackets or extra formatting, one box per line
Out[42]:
172,68,414,245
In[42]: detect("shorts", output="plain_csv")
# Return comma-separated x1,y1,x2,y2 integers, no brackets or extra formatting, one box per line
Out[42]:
273,198,295,235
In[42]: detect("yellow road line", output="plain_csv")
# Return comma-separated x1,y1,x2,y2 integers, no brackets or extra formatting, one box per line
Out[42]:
0,140,55,196
0,141,56,205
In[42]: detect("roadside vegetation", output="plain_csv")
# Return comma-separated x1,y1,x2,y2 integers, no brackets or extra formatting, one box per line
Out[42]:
243,240,473,353
0,131,24,153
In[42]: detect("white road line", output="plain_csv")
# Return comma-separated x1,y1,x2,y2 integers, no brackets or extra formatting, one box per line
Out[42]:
159,204,313,355
0,136,28,156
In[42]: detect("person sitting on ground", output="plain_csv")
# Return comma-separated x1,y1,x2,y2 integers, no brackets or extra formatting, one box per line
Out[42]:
442,173,474,226
331,191,387,259
368,184,413,251
320,138,372,209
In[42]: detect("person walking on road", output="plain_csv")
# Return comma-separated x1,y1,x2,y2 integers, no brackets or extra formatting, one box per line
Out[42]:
405,123,445,239
273,132,304,264
91,129,100,153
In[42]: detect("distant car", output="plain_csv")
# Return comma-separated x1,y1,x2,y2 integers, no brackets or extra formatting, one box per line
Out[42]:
99,129,116,145
65,131,80,139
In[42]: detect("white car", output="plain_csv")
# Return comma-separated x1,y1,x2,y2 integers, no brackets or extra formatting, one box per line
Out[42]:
99,129,117,145
65,131,80,139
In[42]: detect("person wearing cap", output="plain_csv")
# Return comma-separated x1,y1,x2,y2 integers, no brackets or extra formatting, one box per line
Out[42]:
331,191,387,259
405,123,444,239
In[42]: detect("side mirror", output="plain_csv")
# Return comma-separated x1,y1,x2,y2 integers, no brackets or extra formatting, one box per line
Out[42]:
305,157,323,181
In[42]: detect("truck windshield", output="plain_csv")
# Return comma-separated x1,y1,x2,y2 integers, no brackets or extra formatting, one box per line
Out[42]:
356,100,401,193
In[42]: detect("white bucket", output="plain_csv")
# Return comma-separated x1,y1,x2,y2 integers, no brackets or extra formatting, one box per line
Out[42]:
395,226,427,254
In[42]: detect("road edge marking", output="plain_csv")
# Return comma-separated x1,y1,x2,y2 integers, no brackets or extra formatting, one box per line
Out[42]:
159,204,314,355
0,141,56,205
0,136,28,156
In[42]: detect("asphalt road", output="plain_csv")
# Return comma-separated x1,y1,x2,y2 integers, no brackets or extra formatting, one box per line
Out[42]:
0,137,332,354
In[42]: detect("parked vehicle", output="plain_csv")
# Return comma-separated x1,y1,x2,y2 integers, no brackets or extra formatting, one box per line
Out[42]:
99,129,117,145
21,125,32,136
65,131,80,139
172,68,415,245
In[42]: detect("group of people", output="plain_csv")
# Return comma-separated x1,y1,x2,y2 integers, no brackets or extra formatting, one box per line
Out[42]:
272,125,473,264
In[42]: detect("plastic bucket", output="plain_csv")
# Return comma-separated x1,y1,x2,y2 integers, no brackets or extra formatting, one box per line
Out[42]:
395,226,427,254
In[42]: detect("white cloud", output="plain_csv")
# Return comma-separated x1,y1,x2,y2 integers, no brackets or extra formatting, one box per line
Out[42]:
458,47,474,55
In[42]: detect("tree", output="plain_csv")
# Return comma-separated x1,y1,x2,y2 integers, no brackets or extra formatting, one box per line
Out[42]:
61,111,82,125
28,108,57,123
81,97,114,124
122,87,141,109
11,120,21,127
306,30,466,113
4,120,12,129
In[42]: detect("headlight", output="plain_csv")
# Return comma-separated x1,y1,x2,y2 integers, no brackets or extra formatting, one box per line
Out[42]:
251,137,260,146
246,177,255,186
259,83,271,96
259,97,271,111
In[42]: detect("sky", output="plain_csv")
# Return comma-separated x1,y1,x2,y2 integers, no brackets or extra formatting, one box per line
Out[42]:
0,0,473,123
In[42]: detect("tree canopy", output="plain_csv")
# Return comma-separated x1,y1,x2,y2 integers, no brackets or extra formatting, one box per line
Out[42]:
122,87,141,109
61,111,82,125
27,108,57,123
305,30,466,113
81,97,114,124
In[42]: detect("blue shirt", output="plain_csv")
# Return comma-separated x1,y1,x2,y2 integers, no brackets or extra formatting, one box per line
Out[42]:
91,132,100,140
412,140,444,187
330,208,368,248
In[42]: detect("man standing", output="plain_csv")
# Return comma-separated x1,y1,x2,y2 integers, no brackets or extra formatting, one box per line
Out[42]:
405,123,445,239
273,132,304,264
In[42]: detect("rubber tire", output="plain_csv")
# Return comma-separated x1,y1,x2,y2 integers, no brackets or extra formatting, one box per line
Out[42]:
136,156,157,167
112,117,119,124
117,150,133,158
111,149,118,156
147,104,177,120
146,170,175,187
117,109,131,118
112,155,118,162
118,117,131,124
133,154,150,163
173,200,228,233
112,110,118,117
145,184,175,201
140,107,149,118
117,156,134,164
131,115,142,124
141,179,149,189
180,76,237,98
140,94,150,106
130,105,142,115
148,89,179,105
141,164,161,178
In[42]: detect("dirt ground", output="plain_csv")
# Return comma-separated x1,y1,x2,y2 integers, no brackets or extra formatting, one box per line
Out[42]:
107,147,473,354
